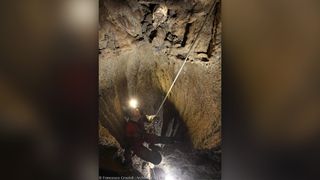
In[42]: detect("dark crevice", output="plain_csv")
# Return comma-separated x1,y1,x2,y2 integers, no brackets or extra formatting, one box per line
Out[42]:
171,13,177,18
207,3,219,58
176,54,186,60
168,9,178,18
201,57,209,62
136,37,145,41
140,4,152,14
165,32,177,43
141,13,150,24
149,30,158,43
207,37,214,58
196,51,208,54
162,101,192,148
181,23,192,47
148,3,157,13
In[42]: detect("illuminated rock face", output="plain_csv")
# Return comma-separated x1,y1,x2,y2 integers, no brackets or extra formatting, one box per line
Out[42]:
99,0,221,178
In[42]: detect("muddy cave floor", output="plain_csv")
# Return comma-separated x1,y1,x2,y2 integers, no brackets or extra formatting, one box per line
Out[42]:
99,112,221,180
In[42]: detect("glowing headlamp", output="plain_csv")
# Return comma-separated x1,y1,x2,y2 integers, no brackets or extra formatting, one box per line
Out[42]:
128,98,138,109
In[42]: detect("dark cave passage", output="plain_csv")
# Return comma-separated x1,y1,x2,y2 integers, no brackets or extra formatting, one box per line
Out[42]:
99,95,220,179
162,100,192,149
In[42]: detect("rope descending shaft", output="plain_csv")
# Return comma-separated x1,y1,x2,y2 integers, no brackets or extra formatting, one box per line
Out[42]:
154,1,218,117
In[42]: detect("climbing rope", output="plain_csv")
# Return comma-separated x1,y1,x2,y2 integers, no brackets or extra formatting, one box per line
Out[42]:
154,0,218,117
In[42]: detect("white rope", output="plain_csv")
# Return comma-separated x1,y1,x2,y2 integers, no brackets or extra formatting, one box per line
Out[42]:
155,1,218,117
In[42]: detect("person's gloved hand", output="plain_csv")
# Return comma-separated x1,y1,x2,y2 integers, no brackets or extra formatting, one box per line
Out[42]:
146,115,157,122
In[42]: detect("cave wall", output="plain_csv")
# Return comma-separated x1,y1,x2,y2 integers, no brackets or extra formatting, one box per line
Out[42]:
99,0,221,149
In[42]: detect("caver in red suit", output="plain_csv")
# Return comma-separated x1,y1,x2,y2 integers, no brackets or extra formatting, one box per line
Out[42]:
124,108,173,165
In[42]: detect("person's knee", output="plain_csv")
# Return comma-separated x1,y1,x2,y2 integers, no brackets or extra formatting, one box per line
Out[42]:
151,151,162,165
135,147,162,165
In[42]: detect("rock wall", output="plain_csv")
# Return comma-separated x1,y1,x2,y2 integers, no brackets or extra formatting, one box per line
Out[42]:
99,0,221,150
